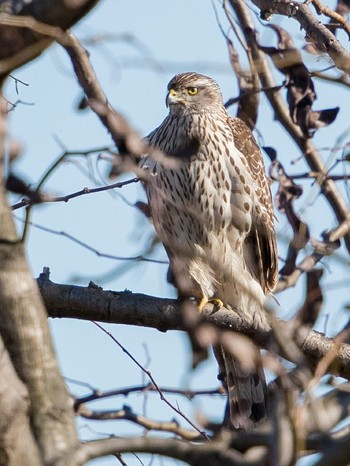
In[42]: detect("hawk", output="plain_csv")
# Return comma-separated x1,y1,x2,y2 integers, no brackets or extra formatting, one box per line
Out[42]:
141,72,278,429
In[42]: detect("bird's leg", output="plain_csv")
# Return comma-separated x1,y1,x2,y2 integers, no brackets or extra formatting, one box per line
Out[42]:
198,296,224,312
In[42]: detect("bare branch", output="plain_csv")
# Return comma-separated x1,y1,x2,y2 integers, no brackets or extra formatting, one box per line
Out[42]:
251,0,350,74
289,172,350,182
310,0,350,38
73,383,350,464
219,5,259,128
11,177,139,210
77,404,203,441
37,270,350,380
0,334,42,465
311,70,350,88
13,216,166,265
73,435,267,466
74,383,223,408
92,321,209,440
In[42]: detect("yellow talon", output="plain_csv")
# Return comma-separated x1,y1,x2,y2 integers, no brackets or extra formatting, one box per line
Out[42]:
211,298,224,309
198,297,208,312
198,297,224,312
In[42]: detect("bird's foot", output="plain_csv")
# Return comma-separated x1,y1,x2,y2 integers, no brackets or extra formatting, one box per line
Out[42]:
198,297,224,312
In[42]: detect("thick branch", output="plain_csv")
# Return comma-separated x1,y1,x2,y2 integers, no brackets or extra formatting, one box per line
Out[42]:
37,272,350,380
251,0,350,75
73,435,266,466
0,334,42,466
0,206,80,463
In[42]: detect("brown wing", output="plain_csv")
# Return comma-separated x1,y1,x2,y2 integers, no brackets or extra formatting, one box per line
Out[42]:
228,117,278,293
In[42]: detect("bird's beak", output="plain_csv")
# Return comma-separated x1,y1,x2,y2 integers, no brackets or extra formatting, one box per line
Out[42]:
166,88,183,107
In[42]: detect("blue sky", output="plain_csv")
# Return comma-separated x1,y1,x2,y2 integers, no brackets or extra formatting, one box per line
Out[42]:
5,1,350,464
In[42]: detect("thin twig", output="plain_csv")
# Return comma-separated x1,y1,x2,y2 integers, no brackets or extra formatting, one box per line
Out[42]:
77,404,203,441
311,70,350,88
74,382,223,408
92,322,210,440
11,177,139,210
13,215,167,265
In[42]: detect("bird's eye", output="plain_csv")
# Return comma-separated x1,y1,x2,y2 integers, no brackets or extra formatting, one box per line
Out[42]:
187,87,198,95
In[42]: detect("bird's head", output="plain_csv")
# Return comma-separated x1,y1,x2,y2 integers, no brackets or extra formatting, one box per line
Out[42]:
166,72,224,116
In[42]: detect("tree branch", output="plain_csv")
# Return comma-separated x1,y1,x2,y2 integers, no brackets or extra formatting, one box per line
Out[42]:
73,435,267,466
11,177,139,210
251,0,350,74
77,404,202,441
311,0,350,38
312,70,350,88
91,320,209,439
74,382,223,408
71,385,350,464
37,270,350,380
0,334,42,466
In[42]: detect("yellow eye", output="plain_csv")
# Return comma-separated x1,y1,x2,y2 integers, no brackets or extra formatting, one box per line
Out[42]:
187,87,198,95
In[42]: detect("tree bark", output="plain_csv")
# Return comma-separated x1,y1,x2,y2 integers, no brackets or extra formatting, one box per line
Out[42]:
37,272,350,380
0,334,42,466
250,0,350,74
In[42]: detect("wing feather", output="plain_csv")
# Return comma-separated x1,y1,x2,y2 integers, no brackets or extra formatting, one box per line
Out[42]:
228,117,278,293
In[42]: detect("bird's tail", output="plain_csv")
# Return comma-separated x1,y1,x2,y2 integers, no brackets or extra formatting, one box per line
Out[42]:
215,345,267,430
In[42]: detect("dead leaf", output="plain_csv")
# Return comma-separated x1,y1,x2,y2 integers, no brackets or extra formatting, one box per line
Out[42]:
270,158,310,275
256,25,338,137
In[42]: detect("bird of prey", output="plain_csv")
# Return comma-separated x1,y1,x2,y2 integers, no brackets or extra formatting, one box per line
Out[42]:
140,72,278,429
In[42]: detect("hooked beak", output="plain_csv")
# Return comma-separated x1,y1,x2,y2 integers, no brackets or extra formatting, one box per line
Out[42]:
166,88,184,107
